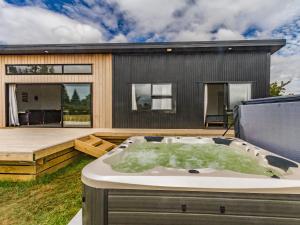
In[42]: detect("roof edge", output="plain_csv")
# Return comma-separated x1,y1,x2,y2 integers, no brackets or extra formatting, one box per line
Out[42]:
0,39,286,55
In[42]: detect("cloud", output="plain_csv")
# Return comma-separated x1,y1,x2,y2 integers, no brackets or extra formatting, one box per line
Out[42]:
272,17,300,56
213,28,244,40
3,0,299,45
0,0,105,44
84,0,300,92
109,33,127,42
109,0,300,42
271,55,300,94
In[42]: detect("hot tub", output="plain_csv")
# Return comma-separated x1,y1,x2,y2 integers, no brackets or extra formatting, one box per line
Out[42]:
82,136,300,225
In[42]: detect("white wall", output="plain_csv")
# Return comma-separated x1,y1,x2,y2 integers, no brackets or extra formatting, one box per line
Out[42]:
16,84,61,111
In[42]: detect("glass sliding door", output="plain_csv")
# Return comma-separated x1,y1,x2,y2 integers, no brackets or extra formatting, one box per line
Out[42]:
62,84,92,127
228,83,252,109
223,83,252,128
14,84,62,127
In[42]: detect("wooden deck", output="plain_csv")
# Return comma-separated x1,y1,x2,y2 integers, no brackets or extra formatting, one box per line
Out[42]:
0,128,95,161
0,128,234,181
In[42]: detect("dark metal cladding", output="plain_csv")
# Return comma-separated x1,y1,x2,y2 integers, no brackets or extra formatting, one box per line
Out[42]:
112,52,271,128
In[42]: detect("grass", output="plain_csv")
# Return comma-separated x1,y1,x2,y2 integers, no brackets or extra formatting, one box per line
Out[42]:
0,155,93,225
63,115,90,122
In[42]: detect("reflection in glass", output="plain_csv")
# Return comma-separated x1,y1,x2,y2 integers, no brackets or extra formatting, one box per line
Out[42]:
15,84,62,127
63,65,92,74
62,84,91,127
6,65,62,75
229,83,252,109
132,84,152,111
152,84,172,96
6,64,93,75
152,98,172,110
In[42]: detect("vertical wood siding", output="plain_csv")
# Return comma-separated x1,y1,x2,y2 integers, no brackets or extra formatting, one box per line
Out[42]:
0,54,112,128
113,52,270,128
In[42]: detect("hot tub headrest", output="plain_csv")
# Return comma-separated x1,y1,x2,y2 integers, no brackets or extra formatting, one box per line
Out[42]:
144,136,164,142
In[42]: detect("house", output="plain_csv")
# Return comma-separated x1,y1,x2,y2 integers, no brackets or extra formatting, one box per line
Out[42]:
0,39,285,129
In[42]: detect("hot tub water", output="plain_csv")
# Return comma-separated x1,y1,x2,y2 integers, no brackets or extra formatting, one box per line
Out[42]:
110,142,279,177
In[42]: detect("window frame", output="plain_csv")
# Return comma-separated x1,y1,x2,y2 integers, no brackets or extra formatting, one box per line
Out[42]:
131,82,176,113
5,64,93,75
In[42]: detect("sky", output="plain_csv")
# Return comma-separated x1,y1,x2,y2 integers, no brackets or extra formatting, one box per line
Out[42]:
0,0,300,94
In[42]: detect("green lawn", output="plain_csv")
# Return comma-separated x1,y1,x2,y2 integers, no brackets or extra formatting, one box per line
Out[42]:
63,115,91,122
0,155,93,225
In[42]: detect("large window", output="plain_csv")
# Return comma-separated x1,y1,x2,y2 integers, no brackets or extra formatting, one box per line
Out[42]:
132,83,175,112
9,83,92,128
62,84,92,127
6,64,92,75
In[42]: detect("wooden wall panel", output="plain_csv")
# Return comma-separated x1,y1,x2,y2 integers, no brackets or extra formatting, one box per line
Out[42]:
0,54,112,128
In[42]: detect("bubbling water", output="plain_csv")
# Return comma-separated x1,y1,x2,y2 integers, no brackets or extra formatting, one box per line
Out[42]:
110,143,276,176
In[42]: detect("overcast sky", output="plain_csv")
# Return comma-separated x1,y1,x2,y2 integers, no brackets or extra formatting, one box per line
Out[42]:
1,0,300,94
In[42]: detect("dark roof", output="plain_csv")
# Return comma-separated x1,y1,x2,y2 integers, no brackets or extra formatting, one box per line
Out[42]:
0,39,285,55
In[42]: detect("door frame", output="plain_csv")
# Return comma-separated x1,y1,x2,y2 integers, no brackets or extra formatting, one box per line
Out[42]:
202,81,254,128
203,82,226,128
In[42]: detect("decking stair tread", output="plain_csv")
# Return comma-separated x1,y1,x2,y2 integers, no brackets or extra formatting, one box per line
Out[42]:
74,135,116,158
85,135,103,146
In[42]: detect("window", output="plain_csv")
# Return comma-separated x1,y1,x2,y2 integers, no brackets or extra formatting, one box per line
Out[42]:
132,84,152,111
152,98,172,110
132,83,175,112
62,84,92,127
6,64,92,75
63,65,92,74
6,65,62,75
228,83,252,109
152,84,172,96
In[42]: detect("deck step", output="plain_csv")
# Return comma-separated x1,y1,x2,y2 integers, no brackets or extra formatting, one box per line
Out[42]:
74,135,116,158
85,135,103,146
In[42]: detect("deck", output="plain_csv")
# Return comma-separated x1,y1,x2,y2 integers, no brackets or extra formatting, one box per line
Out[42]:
0,128,234,181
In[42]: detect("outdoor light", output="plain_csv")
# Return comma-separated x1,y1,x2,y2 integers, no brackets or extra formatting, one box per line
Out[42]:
228,47,232,50
166,48,172,52
44,50,49,53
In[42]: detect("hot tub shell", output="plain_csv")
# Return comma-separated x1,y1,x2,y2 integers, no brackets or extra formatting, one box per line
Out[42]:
82,136,300,225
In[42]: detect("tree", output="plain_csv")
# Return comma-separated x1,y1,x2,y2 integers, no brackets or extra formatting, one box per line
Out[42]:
270,80,291,96
71,89,80,105
62,86,70,104
81,94,91,114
